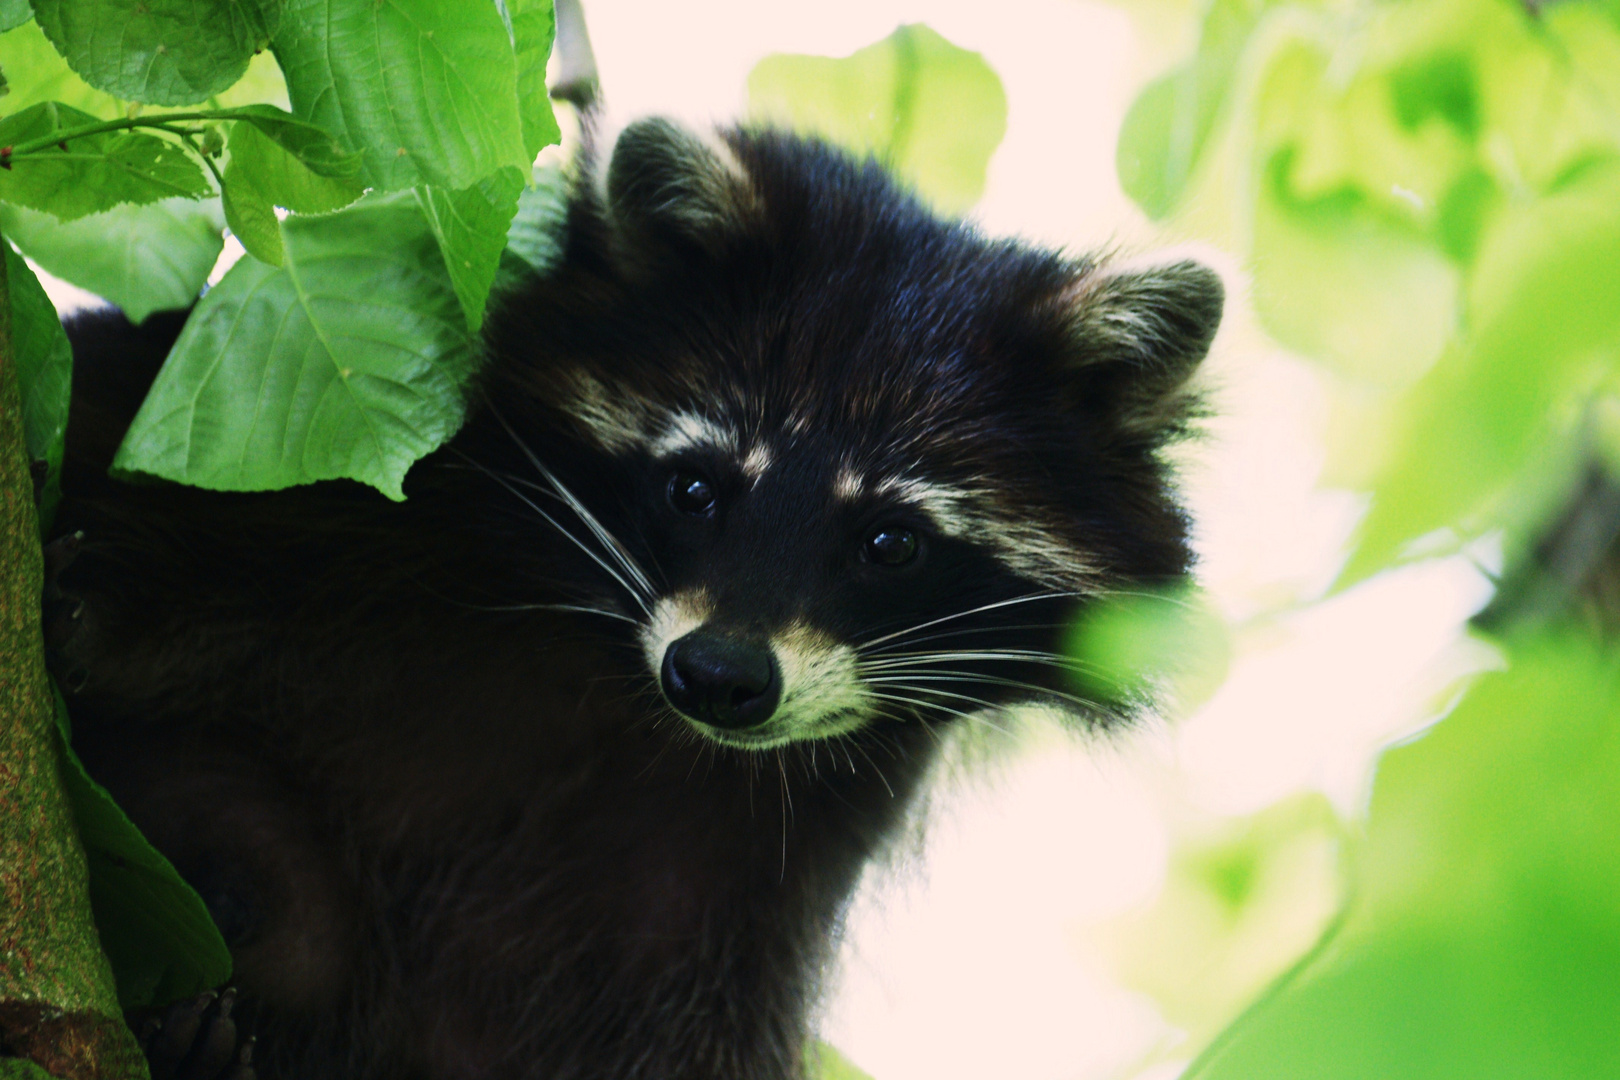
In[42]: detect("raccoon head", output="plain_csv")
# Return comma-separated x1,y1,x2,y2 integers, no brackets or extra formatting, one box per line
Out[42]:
479,118,1222,750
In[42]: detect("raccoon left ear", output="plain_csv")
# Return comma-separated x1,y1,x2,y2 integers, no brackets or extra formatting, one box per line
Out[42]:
602,117,759,264
1060,260,1223,436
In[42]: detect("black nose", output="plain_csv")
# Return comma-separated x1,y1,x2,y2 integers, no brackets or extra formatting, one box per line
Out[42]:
661,631,781,730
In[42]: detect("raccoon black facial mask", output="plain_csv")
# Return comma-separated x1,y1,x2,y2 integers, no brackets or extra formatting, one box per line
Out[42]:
54,117,1220,1078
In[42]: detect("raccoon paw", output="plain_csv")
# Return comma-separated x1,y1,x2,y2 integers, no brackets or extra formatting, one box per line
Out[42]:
40,530,89,693
139,988,257,1080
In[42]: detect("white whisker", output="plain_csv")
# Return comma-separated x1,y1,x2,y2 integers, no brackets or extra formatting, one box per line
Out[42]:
454,450,653,616
490,407,659,601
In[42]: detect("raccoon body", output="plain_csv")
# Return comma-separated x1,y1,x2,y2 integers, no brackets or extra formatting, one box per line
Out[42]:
52,120,1221,1078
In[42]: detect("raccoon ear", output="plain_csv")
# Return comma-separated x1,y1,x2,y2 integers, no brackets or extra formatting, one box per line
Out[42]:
602,117,758,262
1060,259,1223,437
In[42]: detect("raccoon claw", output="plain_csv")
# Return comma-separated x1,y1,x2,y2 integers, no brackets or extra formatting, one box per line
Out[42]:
140,988,255,1080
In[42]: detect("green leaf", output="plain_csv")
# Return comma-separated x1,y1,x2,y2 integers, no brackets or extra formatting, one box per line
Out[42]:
5,245,71,529
219,169,284,266
226,103,362,178
0,102,211,220
271,0,530,192
1,198,224,323
0,1059,55,1080
1186,634,1620,1080
1117,0,1264,220
52,694,232,1009
416,166,525,333
0,0,30,34
1342,157,1620,583
220,117,365,266
1067,583,1231,716
114,192,478,499
1250,147,1459,389
32,0,281,106
747,24,1007,213
0,20,125,117
502,163,569,276
505,0,561,160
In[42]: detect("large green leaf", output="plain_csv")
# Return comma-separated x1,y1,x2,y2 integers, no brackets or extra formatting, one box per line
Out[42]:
5,246,71,528
1,198,225,323
271,0,530,192
0,102,211,220
416,166,526,333
0,21,124,117
54,696,232,1010
747,24,1006,214
1186,634,1620,1080
1117,0,1265,220
32,0,280,106
114,192,478,499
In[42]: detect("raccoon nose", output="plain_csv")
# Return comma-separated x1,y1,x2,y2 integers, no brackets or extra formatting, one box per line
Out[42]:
661,632,781,730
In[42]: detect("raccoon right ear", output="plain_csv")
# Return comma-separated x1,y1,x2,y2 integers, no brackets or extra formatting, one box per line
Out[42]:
602,118,759,264
1060,259,1223,438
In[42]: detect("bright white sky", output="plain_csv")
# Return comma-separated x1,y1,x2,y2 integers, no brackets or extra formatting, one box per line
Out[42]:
35,3,1495,1076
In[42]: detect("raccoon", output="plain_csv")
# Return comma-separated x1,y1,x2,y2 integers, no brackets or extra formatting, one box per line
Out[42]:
49,118,1221,1079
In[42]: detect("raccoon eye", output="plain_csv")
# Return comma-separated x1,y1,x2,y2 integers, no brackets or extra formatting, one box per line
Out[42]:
668,471,717,515
864,526,918,566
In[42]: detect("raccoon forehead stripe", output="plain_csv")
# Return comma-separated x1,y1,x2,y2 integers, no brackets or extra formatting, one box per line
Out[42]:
650,410,739,457
874,476,1100,589
558,371,658,453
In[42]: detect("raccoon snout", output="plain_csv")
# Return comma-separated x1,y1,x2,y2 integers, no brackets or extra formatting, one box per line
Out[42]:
661,632,782,730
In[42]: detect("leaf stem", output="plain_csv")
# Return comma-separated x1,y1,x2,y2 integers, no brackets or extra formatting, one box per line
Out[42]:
2,109,255,163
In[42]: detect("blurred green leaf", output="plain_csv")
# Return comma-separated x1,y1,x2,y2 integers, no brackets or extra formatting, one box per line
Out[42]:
1067,584,1230,714
271,0,530,192
1117,0,1264,220
0,1059,54,1080
53,694,232,1009
806,1041,874,1080
5,245,71,529
113,192,477,500
1093,795,1343,1047
0,102,212,220
1251,147,1459,388
1343,157,1620,583
747,24,1007,214
416,166,526,333
1,198,225,323
1186,634,1620,1080
32,0,279,106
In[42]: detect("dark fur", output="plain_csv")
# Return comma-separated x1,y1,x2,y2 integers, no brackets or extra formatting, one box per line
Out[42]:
53,123,1220,1078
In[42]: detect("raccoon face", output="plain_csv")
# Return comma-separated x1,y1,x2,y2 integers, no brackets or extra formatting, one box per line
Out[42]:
482,119,1222,750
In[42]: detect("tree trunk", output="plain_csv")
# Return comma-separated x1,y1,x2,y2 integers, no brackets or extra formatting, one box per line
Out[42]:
0,239,145,1079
